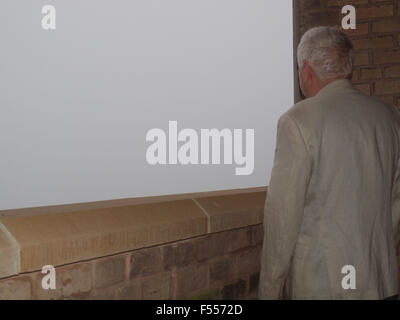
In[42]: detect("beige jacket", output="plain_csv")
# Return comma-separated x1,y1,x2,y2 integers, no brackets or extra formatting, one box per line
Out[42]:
259,79,400,300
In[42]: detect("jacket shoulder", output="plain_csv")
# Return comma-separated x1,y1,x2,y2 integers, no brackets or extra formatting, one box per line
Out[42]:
279,97,318,126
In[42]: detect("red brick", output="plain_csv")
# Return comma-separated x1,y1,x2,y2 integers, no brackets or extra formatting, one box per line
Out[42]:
142,271,172,299
326,0,368,7
130,246,163,278
300,0,321,11
373,19,400,33
163,239,199,268
90,287,117,300
352,70,359,81
343,23,369,37
353,36,393,50
95,255,126,288
360,67,382,80
236,246,262,278
374,51,400,64
115,280,141,300
385,65,400,78
306,10,341,27
35,263,92,299
209,257,236,287
175,264,208,299
357,5,394,20
380,96,395,105
354,52,370,66
197,232,229,261
0,276,31,300
354,83,371,95
198,228,251,260
375,81,400,95
251,224,263,246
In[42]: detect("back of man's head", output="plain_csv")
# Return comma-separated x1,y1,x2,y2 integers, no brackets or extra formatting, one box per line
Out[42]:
297,26,353,82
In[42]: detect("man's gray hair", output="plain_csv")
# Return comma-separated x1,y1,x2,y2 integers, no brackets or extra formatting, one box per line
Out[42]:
297,26,353,81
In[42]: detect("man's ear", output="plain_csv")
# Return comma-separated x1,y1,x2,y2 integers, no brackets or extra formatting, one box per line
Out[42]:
302,61,312,82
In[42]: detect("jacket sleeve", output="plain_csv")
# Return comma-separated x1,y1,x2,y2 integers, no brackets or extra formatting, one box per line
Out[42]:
391,108,400,254
259,113,312,299
392,149,400,251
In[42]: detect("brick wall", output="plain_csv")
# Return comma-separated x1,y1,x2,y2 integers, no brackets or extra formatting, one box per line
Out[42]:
0,225,262,300
298,0,400,107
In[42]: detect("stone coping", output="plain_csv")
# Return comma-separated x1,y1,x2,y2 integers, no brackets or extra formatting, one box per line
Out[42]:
0,190,267,278
0,187,267,218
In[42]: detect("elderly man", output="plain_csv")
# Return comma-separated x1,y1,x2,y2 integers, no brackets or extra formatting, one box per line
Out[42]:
259,26,400,300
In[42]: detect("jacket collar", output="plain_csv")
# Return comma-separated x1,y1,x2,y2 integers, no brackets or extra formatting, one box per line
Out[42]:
316,78,352,97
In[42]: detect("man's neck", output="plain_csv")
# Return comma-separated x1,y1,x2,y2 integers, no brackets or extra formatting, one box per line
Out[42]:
313,76,347,97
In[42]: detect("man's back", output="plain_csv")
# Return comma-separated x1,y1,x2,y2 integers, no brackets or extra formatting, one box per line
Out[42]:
259,79,400,299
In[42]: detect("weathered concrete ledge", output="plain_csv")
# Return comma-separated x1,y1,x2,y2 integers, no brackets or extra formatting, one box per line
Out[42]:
0,191,266,278
0,222,19,278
